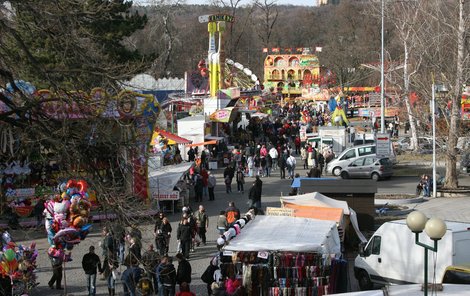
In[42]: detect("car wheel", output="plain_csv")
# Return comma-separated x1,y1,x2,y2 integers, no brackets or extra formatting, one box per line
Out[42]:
357,270,373,291
333,167,342,176
341,171,349,179
371,172,380,181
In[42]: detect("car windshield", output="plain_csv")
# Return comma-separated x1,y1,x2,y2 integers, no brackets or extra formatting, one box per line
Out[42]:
379,158,391,166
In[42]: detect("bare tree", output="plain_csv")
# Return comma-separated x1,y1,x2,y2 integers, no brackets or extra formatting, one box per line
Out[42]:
253,0,279,48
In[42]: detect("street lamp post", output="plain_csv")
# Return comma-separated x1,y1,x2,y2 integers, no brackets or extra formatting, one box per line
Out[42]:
380,0,385,133
432,82,436,198
406,211,447,296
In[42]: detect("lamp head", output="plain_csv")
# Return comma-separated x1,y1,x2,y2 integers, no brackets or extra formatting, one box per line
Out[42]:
425,218,447,240
406,211,428,233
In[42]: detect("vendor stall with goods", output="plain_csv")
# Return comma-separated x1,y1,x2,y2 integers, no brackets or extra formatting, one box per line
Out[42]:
214,215,348,295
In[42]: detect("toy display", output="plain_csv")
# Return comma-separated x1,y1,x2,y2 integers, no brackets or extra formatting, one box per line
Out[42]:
44,179,92,262
0,234,38,296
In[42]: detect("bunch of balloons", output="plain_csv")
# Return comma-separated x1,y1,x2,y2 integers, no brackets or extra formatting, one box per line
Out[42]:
216,209,255,247
44,179,92,261
0,242,38,295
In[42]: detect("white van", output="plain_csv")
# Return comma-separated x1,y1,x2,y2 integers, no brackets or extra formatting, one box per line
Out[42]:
354,220,470,290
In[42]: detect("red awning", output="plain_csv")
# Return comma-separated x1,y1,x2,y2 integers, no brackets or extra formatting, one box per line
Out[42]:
187,140,217,147
153,129,192,144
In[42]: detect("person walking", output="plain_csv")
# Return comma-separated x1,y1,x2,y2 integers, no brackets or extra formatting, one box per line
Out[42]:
247,155,254,177
193,172,203,202
301,146,308,169
48,253,63,290
157,256,176,296
278,151,287,179
235,167,245,193
207,171,216,201
195,205,208,246
200,168,209,199
269,146,278,170
286,153,297,179
176,218,192,259
187,147,195,162
224,173,232,194
248,176,263,210
102,226,118,296
82,246,103,296
265,154,273,177
142,244,160,295
175,253,192,291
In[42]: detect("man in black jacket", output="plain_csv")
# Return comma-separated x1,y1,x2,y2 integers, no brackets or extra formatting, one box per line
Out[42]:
157,256,176,296
175,252,192,290
82,246,103,296
177,218,192,259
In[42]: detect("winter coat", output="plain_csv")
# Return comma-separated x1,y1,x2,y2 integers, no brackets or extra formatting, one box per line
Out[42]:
176,259,192,284
82,252,102,275
157,263,176,286
177,223,192,242
249,179,263,202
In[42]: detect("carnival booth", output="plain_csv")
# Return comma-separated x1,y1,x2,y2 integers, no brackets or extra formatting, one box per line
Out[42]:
280,192,367,244
150,129,192,165
221,215,347,295
147,161,192,213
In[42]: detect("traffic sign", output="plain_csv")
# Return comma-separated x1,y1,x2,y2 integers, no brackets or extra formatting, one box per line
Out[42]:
376,133,391,157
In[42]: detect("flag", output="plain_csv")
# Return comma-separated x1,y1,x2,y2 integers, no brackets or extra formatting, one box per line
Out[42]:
272,48,280,53
262,48,268,53
315,46,323,52
284,48,292,53
296,48,303,52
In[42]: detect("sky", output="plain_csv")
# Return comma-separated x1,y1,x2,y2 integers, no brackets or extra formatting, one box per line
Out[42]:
135,0,317,7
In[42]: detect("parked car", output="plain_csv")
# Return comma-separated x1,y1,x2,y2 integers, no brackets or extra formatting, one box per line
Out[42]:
339,156,393,180
326,144,396,176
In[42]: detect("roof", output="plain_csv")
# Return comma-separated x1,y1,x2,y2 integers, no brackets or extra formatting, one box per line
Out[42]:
224,216,341,254
152,129,192,145
281,192,350,215
177,115,205,122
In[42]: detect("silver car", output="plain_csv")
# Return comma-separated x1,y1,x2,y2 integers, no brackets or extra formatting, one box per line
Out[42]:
339,156,393,180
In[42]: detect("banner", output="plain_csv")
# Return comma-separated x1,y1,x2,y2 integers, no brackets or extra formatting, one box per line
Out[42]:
152,191,180,201
266,207,294,217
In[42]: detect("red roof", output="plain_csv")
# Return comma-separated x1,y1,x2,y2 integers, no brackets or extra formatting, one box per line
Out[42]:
156,129,192,144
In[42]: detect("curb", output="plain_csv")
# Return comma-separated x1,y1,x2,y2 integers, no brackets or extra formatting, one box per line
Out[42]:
375,196,424,206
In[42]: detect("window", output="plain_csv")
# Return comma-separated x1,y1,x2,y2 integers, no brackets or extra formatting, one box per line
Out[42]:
358,146,376,156
371,236,381,255
364,236,381,256
341,149,356,160
363,157,375,166
351,158,364,166
379,158,391,166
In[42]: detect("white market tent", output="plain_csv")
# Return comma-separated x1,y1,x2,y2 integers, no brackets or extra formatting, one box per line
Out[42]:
224,216,341,256
281,192,350,215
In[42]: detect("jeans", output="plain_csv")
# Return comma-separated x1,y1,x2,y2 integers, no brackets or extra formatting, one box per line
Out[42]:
265,167,271,177
237,181,244,192
163,285,175,296
119,243,125,264
203,186,208,197
248,167,253,177
86,273,97,296
107,273,115,289
251,200,261,210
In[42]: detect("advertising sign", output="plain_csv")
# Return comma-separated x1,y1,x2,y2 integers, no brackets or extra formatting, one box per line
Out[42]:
152,191,180,201
376,133,391,157
266,207,294,217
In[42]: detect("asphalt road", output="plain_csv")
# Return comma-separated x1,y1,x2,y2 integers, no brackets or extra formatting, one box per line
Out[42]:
10,162,470,296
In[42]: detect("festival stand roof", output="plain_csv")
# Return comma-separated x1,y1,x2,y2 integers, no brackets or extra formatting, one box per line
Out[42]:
151,129,192,145
281,192,350,215
224,215,341,255
187,140,217,147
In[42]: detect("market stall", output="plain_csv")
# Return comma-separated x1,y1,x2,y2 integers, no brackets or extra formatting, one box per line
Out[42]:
220,215,347,295
147,161,192,213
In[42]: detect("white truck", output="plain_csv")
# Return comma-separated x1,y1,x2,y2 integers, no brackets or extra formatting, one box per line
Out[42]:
354,219,470,290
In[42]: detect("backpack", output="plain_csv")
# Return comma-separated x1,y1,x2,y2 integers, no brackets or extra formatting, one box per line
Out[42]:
226,210,237,225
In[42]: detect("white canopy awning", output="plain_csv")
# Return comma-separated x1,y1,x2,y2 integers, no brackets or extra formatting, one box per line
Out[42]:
147,161,192,196
224,216,341,255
